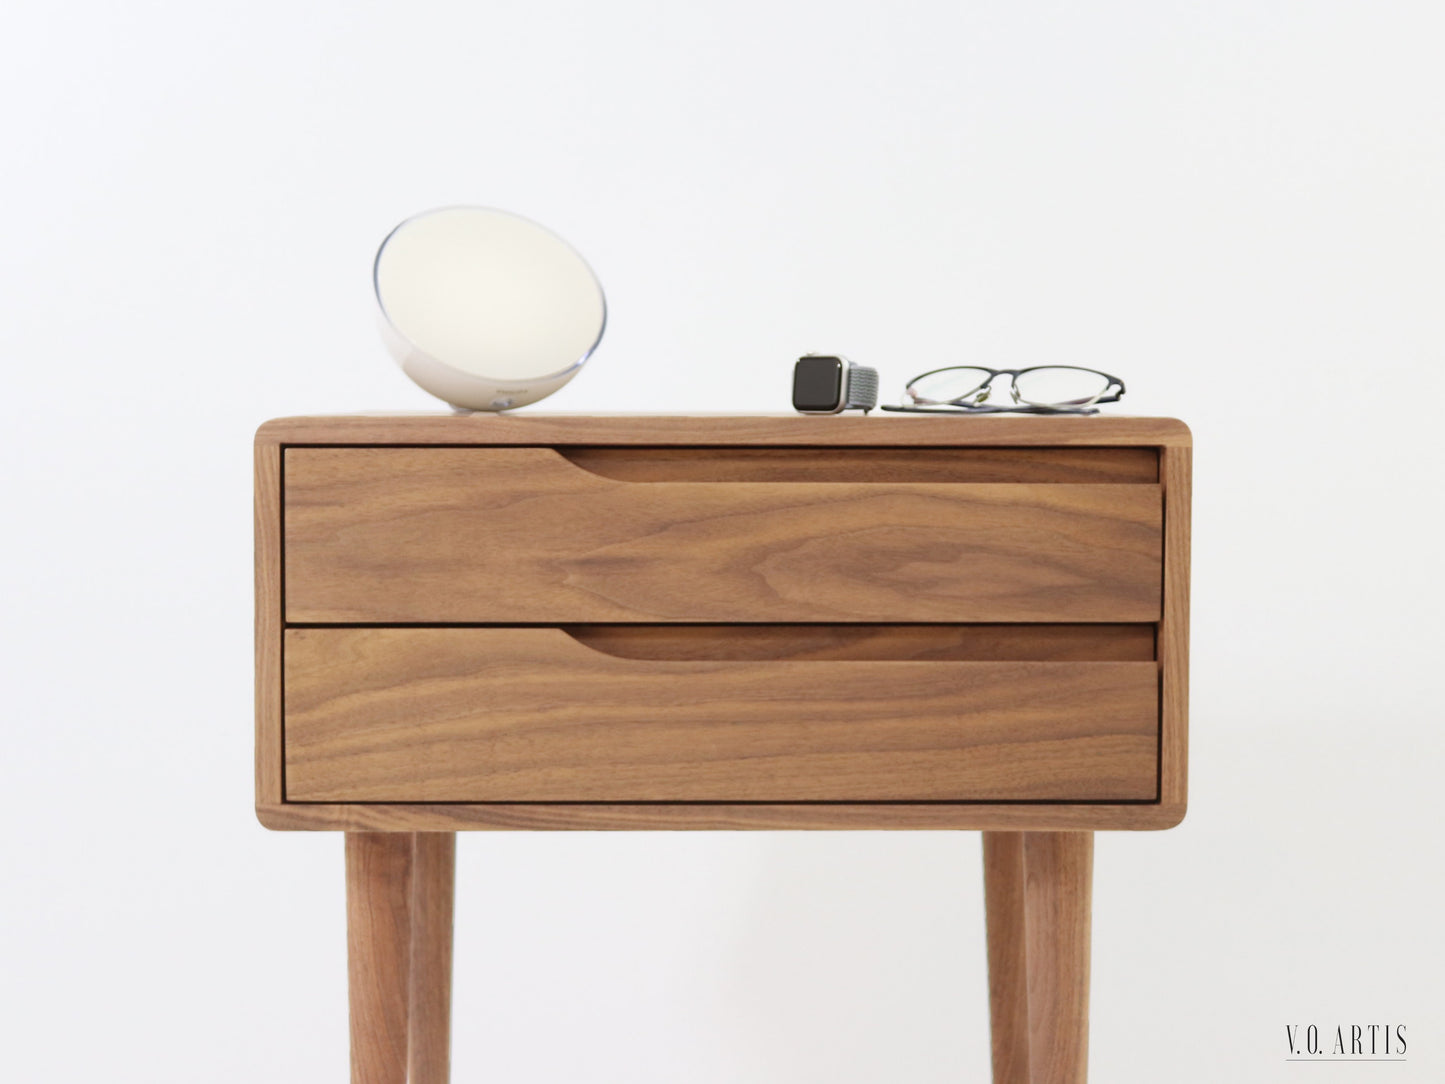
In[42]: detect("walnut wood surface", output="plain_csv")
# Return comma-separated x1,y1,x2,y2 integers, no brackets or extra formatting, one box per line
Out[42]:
255,414,1191,832
983,832,1031,1084
1023,832,1093,1084
257,413,1191,448
347,833,411,1084
407,834,455,1084
254,441,283,808
284,447,1163,624
284,627,1158,803
1159,444,1191,816
260,801,1183,832
567,624,1154,662
562,446,1158,483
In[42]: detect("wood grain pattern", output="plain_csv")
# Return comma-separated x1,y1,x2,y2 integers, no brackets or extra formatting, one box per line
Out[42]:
283,447,1163,624
983,832,1031,1084
283,627,1158,803
1159,443,1192,822
408,833,455,1084
561,446,1158,483
347,833,412,1084
567,624,1155,662
1024,832,1093,1084
254,440,283,808
257,413,1192,448
259,800,1181,832
255,415,1190,833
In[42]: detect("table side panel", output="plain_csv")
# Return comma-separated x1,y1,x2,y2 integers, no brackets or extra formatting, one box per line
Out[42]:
1159,444,1191,816
255,440,283,808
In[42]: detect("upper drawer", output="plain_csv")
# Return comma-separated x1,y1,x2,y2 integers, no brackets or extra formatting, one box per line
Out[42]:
283,447,1163,623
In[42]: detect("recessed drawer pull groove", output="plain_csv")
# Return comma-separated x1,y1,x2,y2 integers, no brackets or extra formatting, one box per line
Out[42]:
562,624,1155,662
558,446,1159,484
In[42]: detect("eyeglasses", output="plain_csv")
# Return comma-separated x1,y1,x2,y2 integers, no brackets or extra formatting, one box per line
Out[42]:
881,365,1126,415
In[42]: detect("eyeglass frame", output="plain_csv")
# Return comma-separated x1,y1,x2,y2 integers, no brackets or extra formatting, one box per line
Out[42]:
884,365,1126,415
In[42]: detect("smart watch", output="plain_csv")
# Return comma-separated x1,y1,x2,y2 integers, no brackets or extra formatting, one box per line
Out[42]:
792,355,879,414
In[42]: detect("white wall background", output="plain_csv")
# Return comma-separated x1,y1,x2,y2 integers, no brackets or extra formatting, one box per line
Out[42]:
3,1,1442,1080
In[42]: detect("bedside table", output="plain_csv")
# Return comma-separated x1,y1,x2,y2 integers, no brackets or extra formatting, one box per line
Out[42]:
255,414,1190,1084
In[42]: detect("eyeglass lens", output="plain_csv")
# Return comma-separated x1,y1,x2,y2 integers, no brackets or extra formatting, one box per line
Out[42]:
1013,367,1111,407
907,367,995,404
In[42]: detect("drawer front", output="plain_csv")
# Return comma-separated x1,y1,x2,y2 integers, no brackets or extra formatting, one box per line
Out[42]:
284,447,1163,623
283,627,1160,803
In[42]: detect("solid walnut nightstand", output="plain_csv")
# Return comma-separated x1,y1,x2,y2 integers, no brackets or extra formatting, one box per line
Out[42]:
255,414,1190,1084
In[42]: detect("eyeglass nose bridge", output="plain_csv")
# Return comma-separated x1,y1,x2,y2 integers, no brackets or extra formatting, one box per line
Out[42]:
968,370,1022,405
934,367,1022,406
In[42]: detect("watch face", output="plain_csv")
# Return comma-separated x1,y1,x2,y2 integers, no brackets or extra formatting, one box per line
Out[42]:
793,356,844,412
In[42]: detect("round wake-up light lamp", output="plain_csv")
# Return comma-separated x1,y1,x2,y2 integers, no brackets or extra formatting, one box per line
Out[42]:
373,206,606,411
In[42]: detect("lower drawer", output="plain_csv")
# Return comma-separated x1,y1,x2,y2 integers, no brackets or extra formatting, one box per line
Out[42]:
283,628,1159,803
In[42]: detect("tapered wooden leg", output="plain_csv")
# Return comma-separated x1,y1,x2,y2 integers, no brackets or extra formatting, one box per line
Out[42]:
347,832,413,1084
408,833,457,1084
984,831,1094,1084
1022,832,1093,1084
983,832,1031,1084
